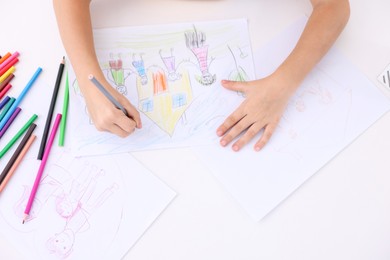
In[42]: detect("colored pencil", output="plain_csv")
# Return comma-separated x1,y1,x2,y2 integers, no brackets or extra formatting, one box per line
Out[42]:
59,71,69,146
0,107,21,138
0,96,10,110
0,114,38,159
88,74,128,116
0,53,11,65
0,74,14,92
0,97,15,122
0,58,18,77
38,58,64,160
0,84,12,100
0,66,15,83
23,113,61,224
0,134,36,193
0,67,42,131
0,52,19,72
0,123,36,187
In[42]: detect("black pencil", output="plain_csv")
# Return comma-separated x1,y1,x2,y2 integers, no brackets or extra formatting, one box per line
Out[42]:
37,57,65,160
0,123,36,186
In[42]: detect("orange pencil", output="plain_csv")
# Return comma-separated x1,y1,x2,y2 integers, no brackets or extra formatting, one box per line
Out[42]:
0,135,36,193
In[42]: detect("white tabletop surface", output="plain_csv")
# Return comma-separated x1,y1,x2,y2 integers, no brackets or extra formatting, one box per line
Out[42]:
1,0,390,259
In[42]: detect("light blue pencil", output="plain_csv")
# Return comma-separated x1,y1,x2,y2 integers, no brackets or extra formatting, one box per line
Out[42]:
0,67,42,131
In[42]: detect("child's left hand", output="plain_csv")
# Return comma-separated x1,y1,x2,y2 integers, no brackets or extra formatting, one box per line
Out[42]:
217,74,295,152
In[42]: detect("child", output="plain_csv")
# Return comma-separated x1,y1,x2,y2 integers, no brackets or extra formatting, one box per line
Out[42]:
53,0,350,151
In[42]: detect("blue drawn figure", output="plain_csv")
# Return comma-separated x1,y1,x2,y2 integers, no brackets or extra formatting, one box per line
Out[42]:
185,25,216,86
108,53,128,95
132,53,148,85
159,49,181,81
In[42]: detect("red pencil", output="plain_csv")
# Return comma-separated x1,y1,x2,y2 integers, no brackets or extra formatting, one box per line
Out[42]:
0,58,18,77
0,84,12,100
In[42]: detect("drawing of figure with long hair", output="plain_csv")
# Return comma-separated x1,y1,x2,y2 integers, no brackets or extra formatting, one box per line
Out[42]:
185,25,216,86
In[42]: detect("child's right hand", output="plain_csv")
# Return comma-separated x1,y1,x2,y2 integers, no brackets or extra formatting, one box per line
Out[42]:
79,76,142,137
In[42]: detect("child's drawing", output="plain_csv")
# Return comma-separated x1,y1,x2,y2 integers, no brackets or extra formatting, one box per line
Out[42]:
0,150,176,259
69,19,255,156
271,66,353,160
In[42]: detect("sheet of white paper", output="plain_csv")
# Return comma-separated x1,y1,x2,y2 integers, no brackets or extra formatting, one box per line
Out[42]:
69,19,254,157
0,149,175,259
192,17,390,221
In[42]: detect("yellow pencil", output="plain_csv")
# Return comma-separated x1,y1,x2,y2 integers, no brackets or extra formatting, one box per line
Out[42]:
0,66,16,83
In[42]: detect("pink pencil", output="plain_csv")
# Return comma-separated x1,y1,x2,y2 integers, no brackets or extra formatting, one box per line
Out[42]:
0,135,36,193
0,83,12,100
22,113,62,224
0,58,18,77
0,52,19,72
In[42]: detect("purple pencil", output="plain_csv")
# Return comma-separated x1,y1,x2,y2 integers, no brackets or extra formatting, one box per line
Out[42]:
0,107,21,138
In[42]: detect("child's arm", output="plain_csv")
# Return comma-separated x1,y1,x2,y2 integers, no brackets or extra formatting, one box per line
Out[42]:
217,0,350,151
53,0,141,137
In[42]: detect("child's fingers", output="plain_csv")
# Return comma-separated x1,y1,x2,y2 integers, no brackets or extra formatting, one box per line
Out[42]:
113,111,137,135
124,104,142,128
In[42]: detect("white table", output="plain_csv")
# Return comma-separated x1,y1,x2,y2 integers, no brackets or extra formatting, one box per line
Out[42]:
1,0,390,259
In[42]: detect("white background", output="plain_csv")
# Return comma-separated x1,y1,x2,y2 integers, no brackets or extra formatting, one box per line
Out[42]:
1,0,390,259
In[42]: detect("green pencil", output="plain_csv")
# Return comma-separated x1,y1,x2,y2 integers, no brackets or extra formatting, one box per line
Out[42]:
59,71,69,146
0,114,38,159
0,97,15,122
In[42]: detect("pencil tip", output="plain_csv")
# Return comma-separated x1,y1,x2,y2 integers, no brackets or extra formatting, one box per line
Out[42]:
22,220,25,224
62,56,65,63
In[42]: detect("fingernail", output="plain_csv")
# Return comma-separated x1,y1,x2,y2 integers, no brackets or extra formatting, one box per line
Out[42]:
232,145,239,152
220,140,227,146
255,146,261,152
216,130,223,136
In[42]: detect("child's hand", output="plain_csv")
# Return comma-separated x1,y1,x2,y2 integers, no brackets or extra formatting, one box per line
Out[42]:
81,77,142,137
217,75,294,152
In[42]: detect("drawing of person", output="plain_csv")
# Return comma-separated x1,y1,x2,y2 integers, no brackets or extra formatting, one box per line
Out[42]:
108,52,130,95
185,26,216,86
132,53,148,85
159,49,181,81
46,167,119,258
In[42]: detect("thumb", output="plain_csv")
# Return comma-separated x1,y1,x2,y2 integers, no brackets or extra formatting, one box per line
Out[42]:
221,80,248,93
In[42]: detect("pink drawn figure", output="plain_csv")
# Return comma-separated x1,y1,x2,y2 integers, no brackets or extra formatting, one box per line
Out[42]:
108,53,128,95
185,25,216,86
159,49,181,81
45,166,119,258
